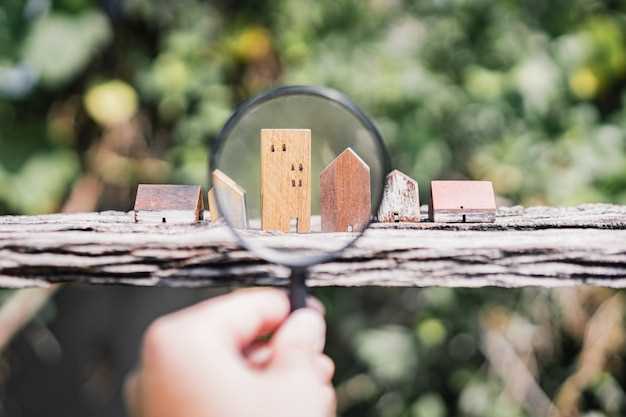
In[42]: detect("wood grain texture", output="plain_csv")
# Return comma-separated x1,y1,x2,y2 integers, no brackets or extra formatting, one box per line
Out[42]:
320,148,371,232
134,184,203,223
211,169,247,229
260,129,311,233
430,180,496,223
378,170,420,223
1,204,626,288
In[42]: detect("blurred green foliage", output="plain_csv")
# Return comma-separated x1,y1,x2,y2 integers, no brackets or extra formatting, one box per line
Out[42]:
1,1,626,416
2,0,626,214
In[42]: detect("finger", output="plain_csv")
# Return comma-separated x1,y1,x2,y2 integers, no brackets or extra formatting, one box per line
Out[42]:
244,342,273,368
307,296,325,315
270,309,326,369
321,385,337,417
174,288,290,350
317,354,335,383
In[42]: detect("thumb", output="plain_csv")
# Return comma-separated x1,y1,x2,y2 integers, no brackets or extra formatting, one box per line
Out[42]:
271,309,326,369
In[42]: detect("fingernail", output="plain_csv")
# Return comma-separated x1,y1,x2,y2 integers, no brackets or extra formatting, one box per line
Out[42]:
307,297,326,315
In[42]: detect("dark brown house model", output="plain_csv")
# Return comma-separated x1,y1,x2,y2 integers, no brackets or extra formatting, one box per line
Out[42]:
320,148,371,232
134,184,204,224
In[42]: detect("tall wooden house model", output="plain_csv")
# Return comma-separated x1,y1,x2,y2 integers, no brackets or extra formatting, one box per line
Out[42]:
260,129,311,233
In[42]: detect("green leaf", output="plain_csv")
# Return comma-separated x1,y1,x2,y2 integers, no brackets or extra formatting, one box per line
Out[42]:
22,11,111,87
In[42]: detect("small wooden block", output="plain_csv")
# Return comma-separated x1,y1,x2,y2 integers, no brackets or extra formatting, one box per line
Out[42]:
320,148,371,232
378,169,420,223
208,187,218,223
134,184,203,224
429,180,496,223
260,129,311,233
211,169,248,229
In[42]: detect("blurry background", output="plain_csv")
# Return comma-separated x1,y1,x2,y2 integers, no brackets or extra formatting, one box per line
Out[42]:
1,0,626,416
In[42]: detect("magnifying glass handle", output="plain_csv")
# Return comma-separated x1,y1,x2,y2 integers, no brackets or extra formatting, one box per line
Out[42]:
289,268,308,312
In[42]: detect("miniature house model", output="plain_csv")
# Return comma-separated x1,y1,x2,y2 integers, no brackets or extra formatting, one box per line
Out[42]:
134,184,204,224
378,169,420,223
429,180,496,223
260,129,311,233
320,148,371,232
210,169,248,229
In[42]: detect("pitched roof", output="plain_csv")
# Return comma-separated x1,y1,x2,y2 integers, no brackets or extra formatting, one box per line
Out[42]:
212,169,246,197
134,184,203,211
320,147,370,177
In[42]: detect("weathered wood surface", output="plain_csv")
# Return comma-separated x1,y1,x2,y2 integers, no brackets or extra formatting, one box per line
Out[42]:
1,204,626,289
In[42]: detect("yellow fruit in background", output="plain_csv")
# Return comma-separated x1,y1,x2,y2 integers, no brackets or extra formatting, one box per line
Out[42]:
569,67,600,99
84,80,138,127
232,27,272,61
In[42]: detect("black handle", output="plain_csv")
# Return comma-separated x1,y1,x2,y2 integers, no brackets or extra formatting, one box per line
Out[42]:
289,268,308,312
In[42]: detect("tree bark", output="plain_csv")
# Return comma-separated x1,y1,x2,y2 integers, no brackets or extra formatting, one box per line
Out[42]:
1,204,625,288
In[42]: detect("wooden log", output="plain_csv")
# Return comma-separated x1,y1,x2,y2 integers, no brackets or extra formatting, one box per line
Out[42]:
378,169,420,223
320,148,371,232
430,180,496,223
211,169,248,229
134,184,203,223
1,204,626,288
260,129,311,233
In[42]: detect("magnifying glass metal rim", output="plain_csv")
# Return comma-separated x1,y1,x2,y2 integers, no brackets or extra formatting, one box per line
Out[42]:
209,84,391,269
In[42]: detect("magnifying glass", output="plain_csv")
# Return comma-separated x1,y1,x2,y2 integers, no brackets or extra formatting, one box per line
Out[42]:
210,85,390,311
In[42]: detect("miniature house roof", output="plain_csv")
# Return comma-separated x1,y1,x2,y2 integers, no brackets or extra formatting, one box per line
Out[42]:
210,169,247,229
387,169,416,183
320,147,370,177
430,181,496,210
134,184,203,212
212,169,246,197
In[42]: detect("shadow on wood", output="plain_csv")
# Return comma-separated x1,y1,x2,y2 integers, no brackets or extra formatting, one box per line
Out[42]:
210,169,248,229
320,148,371,232
378,169,420,223
260,129,311,233
133,184,203,224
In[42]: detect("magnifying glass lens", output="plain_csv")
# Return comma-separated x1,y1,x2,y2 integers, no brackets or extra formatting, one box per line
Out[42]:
212,87,387,268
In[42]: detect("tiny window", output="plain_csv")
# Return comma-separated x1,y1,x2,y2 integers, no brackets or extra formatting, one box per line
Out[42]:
299,163,303,171
291,164,295,171
292,180,296,187
298,179,302,187
282,144,286,151
271,145,275,152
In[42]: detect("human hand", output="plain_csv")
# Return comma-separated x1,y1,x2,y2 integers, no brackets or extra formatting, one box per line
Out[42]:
125,289,335,417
